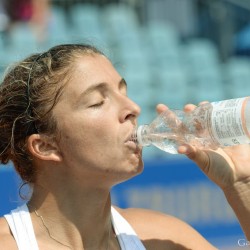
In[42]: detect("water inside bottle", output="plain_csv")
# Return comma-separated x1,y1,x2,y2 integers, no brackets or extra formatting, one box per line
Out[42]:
147,132,217,153
146,133,186,154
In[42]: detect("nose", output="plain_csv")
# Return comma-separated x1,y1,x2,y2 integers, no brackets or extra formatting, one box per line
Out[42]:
119,96,141,123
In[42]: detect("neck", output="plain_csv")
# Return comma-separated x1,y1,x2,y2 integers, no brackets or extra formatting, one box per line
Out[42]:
28,180,114,249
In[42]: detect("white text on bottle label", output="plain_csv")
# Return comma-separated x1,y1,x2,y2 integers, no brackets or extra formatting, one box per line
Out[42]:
211,97,250,146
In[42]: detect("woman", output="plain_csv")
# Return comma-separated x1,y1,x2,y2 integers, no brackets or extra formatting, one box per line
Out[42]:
0,43,249,249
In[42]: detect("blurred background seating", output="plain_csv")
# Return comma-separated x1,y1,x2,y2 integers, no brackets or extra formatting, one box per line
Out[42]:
1,0,250,115
1,0,250,166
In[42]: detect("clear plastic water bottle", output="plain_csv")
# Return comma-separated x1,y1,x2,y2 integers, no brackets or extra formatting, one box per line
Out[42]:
131,97,250,154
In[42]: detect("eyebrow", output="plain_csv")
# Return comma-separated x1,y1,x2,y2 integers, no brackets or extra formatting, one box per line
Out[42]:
76,78,127,103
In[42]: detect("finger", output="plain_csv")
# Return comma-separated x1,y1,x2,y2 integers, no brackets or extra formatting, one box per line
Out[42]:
198,101,209,106
178,144,210,173
156,104,169,114
183,104,196,113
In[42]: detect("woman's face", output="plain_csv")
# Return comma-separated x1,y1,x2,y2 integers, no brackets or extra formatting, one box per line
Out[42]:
52,54,143,186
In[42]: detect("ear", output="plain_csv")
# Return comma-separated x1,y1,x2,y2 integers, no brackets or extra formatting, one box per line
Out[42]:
27,134,62,162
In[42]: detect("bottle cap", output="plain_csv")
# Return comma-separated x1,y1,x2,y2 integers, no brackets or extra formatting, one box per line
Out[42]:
137,125,144,146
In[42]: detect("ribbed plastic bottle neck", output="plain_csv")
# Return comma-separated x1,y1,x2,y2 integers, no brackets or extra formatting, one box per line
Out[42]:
134,125,151,146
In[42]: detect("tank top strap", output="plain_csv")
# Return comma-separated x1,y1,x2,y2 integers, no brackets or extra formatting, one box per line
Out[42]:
4,204,39,250
4,204,145,250
111,207,146,250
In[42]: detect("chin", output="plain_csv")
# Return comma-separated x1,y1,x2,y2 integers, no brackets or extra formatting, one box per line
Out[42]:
113,161,144,186
129,154,144,175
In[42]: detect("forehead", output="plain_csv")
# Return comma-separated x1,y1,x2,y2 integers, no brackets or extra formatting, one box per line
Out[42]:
58,54,122,101
71,54,121,84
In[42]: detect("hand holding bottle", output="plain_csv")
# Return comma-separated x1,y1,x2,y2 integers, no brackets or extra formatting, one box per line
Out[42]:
157,103,250,240
157,102,250,188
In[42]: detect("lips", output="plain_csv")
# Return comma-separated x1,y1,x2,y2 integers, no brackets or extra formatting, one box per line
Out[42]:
124,131,142,156
125,127,137,144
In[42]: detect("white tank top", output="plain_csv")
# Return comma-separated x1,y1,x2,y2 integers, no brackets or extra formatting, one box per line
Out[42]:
4,204,146,250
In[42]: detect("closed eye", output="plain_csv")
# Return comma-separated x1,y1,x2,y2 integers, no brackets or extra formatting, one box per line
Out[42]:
89,100,105,108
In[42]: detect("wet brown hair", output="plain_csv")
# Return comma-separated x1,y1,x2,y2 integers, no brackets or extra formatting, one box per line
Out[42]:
0,44,104,183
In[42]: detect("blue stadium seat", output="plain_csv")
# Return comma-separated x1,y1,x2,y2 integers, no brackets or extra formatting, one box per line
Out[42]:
191,68,225,103
225,57,250,98
71,4,106,41
102,3,140,41
152,68,189,109
116,30,151,69
184,38,220,73
124,69,152,104
5,24,40,60
146,20,180,51
47,6,72,46
0,46,27,67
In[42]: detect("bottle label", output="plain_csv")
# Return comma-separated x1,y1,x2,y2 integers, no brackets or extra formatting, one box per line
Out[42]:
210,97,250,146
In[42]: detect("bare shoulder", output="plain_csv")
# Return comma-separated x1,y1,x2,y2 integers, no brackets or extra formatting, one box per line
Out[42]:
115,207,217,250
0,217,18,250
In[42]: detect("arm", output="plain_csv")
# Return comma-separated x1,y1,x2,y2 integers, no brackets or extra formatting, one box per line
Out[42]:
118,207,218,250
224,171,250,240
181,144,250,240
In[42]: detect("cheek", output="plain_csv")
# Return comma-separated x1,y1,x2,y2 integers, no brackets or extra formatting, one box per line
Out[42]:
55,107,121,163
60,119,117,157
